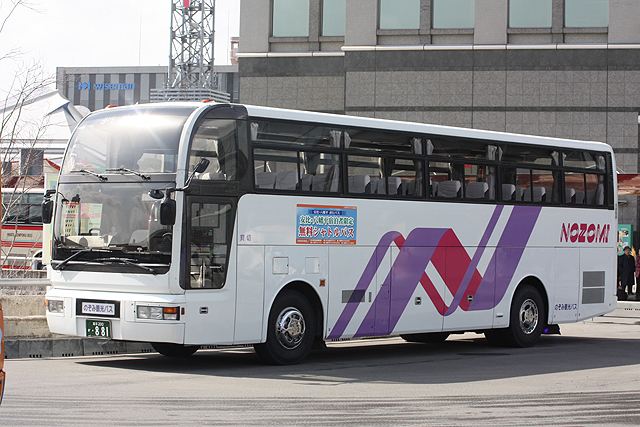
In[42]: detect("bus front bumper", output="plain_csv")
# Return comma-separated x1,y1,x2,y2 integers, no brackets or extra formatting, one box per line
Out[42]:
45,289,186,344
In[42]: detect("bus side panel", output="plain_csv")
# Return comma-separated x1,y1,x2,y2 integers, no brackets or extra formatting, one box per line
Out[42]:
442,246,494,332
552,248,580,324
578,247,616,321
327,246,388,340
234,245,265,344
262,245,328,343
389,245,445,335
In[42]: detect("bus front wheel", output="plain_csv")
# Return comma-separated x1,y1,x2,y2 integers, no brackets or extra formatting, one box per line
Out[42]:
254,290,316,365
151,342,199,357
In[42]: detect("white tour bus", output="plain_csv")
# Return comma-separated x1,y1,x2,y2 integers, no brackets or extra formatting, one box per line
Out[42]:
43,102,617,364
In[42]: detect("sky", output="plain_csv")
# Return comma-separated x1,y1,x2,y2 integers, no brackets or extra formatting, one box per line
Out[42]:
0,0,240,87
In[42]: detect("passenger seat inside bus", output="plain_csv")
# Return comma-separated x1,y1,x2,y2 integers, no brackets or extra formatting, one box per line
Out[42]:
348,175,371,193
275,171,298,190
502,184,516,201
377,177,402,195
437,180,461,198
301,174,313,191
430,180,439,197
255,172,277,189
565,187,576,203
200,172,225,180
523,186,546,202
466,182,488,199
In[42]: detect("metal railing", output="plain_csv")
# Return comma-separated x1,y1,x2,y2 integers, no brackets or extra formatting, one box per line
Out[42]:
0,278,49,287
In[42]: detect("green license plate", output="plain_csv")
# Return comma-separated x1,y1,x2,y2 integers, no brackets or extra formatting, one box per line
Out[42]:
86,319,111,339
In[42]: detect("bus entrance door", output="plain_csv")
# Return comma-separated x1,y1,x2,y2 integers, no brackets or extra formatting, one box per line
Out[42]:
184,198,237,345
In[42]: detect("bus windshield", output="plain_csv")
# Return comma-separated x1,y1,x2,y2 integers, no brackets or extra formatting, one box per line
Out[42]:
52,182,173,273
61,106,197,175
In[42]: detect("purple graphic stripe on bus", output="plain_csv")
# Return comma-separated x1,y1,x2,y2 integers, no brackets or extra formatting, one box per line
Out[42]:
469,205,542,310
444,205,503,316
328,205,542,339
327,231,400,340
354,228,449,337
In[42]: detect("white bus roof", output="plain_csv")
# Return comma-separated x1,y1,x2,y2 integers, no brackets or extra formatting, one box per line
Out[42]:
106,102,613,154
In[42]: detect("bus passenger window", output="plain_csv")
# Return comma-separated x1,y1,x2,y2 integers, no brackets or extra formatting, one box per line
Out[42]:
463,164,495,200
189,119,239,181
532,169,559,203
304,153,340,193
347,156,381,194
254,149,299,190
565,172,585,204
586,173,604,206
429,161,462,198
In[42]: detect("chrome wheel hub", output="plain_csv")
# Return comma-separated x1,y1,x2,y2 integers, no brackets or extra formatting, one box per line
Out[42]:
275,307,305,349
519,298,539,335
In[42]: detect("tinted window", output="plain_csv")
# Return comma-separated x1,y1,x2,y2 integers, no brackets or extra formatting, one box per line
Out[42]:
251,120,341,148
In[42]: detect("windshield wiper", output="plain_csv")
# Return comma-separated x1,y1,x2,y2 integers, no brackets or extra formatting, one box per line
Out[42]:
93,257,158,275
71,169,108,182
106,167,150,180
53,248,110,271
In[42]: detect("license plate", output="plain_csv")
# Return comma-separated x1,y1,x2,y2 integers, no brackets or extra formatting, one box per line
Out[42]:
86,320,111,339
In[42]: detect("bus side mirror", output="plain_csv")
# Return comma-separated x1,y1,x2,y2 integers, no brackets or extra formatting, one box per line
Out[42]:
160,197,176,226
42,199,54,224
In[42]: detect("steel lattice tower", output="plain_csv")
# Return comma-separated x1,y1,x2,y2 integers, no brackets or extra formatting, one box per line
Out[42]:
169,0,216,90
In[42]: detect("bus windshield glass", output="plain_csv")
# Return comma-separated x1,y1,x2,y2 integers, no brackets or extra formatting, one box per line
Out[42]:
61,106,197,174
52,182,173,273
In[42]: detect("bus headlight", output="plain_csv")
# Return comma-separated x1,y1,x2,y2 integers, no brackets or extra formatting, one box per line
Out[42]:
46,299,64,313
136,305,179,320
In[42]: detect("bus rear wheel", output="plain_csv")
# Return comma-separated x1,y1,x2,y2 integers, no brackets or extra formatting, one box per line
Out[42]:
485,285,545,348
151,342,199,357
401,332,450,343
254,290,316,365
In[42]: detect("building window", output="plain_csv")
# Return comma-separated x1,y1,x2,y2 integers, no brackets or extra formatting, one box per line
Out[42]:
379,0,420,30
272,0,309,37
565,0,608,28
322,0,346,36
432,0,475,29
21,149,43,176
509,0,552,28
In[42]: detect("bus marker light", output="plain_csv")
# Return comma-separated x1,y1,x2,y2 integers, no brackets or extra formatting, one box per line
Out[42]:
163,307,178,320
319,279,326,287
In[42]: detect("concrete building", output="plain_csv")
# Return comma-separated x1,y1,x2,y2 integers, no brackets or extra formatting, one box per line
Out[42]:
238,0,640,232
56,65,240,112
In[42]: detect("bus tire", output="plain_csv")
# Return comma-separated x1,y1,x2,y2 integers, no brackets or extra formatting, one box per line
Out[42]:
254,290,316,365
151,342,199,357
400,332,449,343
503,285,545,348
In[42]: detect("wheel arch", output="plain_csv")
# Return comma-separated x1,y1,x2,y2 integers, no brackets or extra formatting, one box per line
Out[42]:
264,280,325,342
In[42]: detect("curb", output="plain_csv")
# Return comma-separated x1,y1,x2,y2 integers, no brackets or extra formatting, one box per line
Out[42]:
4,338,155,359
